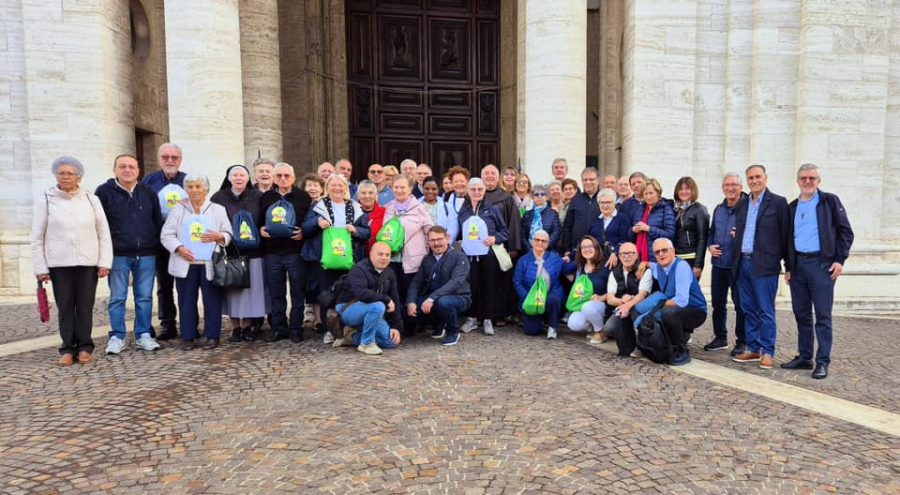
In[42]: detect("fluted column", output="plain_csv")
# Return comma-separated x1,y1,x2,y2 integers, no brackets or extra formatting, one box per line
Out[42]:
240,0,283,164
517,0,587,185
165,0,244,180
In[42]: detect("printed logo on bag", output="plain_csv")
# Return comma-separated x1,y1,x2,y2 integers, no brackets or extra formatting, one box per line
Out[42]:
166,191,182,208
381,225,394,241
573,283,585,299
535,292,545,308
190,222,205,242
468,223,479,240
332,238,347,257
239,221,252,240
271,206,286,223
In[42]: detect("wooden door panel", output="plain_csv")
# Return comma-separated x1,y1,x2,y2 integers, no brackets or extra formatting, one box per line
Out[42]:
380,113,425,134
430,140,472,173
377,15,423,82
428,18,470,84
380,139,424,165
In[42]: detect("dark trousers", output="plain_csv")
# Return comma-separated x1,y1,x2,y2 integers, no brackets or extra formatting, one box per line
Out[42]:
414,295,471,336
469,251,502,321
175,264,223,341
790,255,835,365
391,262,417,334
49,266,98,355
660,306,707,353
605,315,636,356
711,265,746,345
265,253,306,337
520,292,563,335
155,252,178,330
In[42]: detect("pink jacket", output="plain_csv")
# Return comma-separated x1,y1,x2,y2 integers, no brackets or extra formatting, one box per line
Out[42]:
384,200,433,273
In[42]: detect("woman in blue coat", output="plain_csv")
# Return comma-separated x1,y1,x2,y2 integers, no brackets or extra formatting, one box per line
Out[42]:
520,184,561,253
514,230,564,338
629,178,675,263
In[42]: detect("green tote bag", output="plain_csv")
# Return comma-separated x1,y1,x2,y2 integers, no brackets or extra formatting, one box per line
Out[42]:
565,273,594,312
376,216,405,253
321,227,354,270
522,267,549,316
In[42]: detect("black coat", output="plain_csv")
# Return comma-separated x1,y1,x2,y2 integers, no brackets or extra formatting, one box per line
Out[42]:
339,258,403,330
731,188,792,277
673,202,710,270
561,191,600,256
406,247,471,305
94,179,163,257
787,190,854,268
258,187,312,256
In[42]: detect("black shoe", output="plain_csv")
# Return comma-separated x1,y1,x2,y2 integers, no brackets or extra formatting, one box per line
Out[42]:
781,355,814,370
290,333,303,343
430,327,446,339
266,332,287,343
203,338,219,350
812,363,828,379
730,344,748,358
242,327,256,342
228,329,243,343
181,339,195,351
703,337,728,352
313,322,325,334
670,351,691,366
157,328,178,341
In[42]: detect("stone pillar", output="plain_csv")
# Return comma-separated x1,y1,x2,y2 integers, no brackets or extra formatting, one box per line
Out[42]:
165,0,244,182
598,0,625,177
240,0,283,164
517,0,587,185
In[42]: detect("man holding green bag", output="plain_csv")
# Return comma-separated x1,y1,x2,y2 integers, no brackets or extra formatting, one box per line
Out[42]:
514,230,564,338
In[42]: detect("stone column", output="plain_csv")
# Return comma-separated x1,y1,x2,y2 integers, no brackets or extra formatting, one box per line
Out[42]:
517,0,587,185
165,0,244,182
240,0,283,164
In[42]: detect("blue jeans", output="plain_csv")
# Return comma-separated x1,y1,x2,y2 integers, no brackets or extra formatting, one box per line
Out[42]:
108,255,156,340
337,301,396,348
737,256,779,356
790,255,835,365
265,253,305,337
711,265,746,344
175,264,223,341
414,295,471,336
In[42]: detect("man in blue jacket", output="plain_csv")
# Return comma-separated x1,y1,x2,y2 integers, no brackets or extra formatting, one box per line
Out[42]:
731,164,791,370
781,164,854,379
95,154,163,354
406,226,471,346
561,167,601,259
143,143,187,340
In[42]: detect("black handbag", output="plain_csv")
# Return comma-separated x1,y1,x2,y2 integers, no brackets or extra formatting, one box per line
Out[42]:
211,244,251,289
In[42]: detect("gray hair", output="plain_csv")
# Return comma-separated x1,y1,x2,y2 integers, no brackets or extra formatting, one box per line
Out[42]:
467,177,485,189
533,229,550,240
746,164,767,175
652,237,674,250
253,158,275,169
357,179,377,194
50,156,85,177
797,163,821,180
533,184,548,195
581,167,599,179
399,158,417,170
183,173,210,191
274,162,294,176
158,142,182,155
552,158,568,167
722,172,743,186
598,188,616,201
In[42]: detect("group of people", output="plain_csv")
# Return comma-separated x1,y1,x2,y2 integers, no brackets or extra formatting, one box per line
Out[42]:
31,147,853,379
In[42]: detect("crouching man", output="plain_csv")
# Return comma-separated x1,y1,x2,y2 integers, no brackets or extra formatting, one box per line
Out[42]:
406,226,472,346
335,242,403,355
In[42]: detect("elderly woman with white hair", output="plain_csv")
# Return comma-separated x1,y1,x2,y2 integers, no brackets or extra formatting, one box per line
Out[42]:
32,156,113,366
457,177,509,335
160,173,233,350
520,184,561,253
513,230,564,339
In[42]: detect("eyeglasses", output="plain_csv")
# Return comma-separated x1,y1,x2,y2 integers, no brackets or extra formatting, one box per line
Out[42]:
533,238,549,244
798,176,818,183
653,248,671,255
427,237,446,243
369,170,383,174
534,192,547,197
599,200,614,205
619,251,637,256
161,155,181,161
275,173,292,178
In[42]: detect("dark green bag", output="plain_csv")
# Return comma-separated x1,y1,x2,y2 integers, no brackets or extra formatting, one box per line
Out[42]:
321,227,354,270
566,273,594,312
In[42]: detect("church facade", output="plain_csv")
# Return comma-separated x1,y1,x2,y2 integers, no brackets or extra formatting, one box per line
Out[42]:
2,0,899,309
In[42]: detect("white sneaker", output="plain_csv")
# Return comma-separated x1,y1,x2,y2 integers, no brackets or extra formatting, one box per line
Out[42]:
547,327,558,339
357,342,383,355
105,336,125,355
630,348,643,358
460,317,478,333
136,334,161,351
333,326,356,348
483,320,494,336
323,331,335,344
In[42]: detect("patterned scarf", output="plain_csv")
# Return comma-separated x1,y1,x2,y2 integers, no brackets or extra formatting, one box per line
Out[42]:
530,204,547,241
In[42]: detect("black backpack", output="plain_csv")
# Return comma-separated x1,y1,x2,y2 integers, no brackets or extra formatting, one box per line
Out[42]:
636,313,672,364
318,274,350,309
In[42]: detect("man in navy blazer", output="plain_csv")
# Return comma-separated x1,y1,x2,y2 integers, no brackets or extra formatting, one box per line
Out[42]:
730,164,791,370
781,163,854,379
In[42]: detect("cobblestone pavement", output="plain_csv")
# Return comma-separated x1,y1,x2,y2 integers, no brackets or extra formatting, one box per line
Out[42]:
0,298,111,346
0,323,897,494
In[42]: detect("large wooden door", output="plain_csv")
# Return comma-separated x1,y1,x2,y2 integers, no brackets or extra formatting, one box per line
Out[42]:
346,0,500,181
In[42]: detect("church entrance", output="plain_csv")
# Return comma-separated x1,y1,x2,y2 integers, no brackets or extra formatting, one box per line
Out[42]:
345,0,501,180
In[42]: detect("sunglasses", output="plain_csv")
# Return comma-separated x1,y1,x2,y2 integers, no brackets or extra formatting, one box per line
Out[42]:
533,238,549,243
369,170,383,174
534,192,547,197
653,248,671,255
161,155,181,161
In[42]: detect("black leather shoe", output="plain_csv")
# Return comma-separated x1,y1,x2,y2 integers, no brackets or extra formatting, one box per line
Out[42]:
290,333,303,343
242,327,256,342
228,329,243,343
781,355,814,370
157,328,178,341
266,332,286,343
730,344,748,358
812,363,828,379
203,338,219,350
181,339,195,351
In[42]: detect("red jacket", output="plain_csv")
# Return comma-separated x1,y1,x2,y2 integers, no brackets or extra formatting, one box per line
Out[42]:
365,204,386,254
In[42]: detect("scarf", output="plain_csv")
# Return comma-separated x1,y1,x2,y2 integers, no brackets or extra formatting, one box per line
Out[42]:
393,196,417,214
637,203,653,262
675,201,693,223
530,204,547,241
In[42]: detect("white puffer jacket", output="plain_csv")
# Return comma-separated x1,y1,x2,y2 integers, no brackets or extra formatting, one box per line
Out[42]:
160,199,232,279
31,186,113,275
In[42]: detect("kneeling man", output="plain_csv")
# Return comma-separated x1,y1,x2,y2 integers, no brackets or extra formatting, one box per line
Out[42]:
406,226,472,346
335,242,403,355
635,238,708,365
